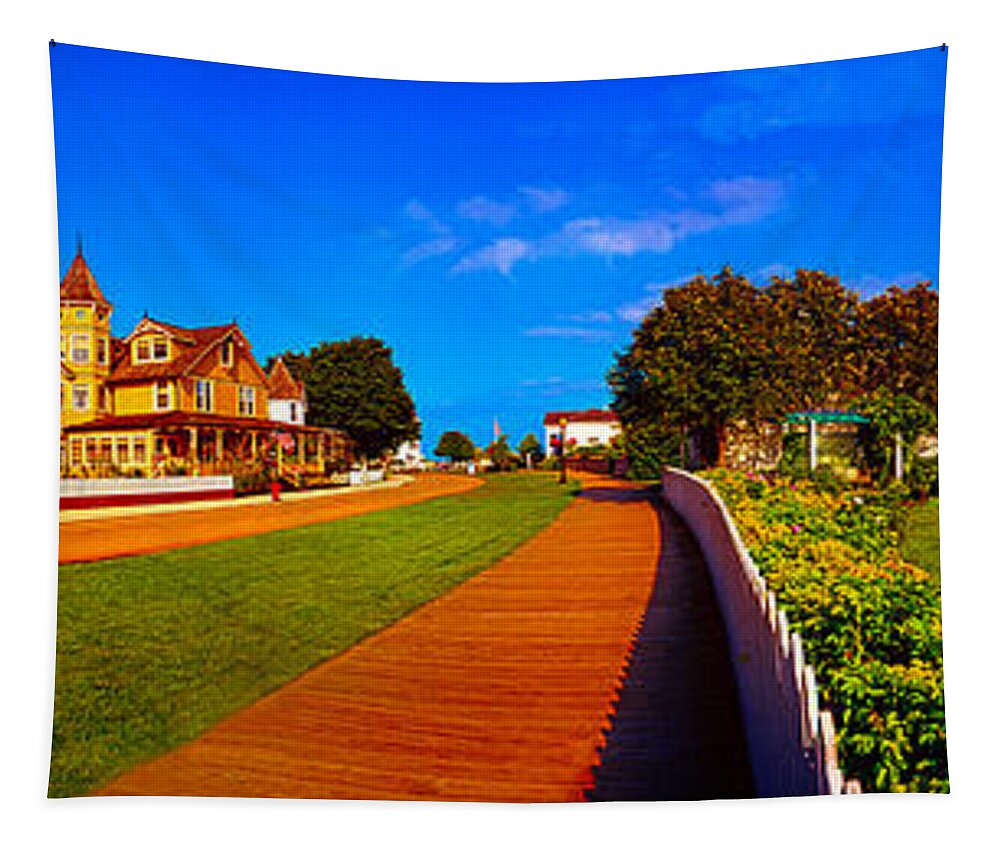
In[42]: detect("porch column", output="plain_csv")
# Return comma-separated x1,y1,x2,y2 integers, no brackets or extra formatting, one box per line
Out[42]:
188,427,198,462
298,434,306,465
251,431,258,459
808,418,818,471
215,428,224,462
317,435,325,466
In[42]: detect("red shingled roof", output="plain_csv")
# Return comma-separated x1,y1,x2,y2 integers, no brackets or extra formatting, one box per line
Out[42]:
59,252,110,308
543,409,620,426
109,320,244,384
268,358,305,400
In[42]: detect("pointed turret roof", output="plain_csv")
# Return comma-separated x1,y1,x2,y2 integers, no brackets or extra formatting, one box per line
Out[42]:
60,248,111,308
268,357,305,400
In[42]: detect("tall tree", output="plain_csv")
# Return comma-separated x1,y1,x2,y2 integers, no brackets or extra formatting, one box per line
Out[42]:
517,433,542,467
273,337,419,461
857,281,938,407
434,431,476,463
486,435,517,471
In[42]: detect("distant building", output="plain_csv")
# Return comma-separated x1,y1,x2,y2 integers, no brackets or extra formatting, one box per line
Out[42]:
543,409,621,457
393,439,424,470
267,357,307,425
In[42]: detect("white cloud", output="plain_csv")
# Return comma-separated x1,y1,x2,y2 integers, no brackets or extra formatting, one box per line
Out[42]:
401,236,460,267
557,310,613,324
616,295,661,323
522,326,613,340
451,237,533,276
519,186,570,213
456,196,520,226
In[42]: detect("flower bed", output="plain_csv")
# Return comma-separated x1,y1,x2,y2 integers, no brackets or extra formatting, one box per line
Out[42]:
701,469,947,793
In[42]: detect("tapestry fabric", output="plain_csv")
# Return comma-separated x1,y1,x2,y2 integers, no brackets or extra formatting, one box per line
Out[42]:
49,43,947,800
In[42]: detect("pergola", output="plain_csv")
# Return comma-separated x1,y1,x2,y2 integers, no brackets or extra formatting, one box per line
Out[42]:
784,410,869,472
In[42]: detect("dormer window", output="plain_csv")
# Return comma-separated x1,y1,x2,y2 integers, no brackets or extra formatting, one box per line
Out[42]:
152,338,169,361
135,335,169,364
220,339,234,366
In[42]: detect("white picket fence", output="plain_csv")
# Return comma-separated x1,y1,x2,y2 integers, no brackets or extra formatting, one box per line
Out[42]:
661,468,861,797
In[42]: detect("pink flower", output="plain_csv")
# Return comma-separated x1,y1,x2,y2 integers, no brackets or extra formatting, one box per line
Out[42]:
791,524,803,534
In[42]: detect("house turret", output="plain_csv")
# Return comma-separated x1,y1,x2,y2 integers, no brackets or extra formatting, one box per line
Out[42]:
60,246,113,426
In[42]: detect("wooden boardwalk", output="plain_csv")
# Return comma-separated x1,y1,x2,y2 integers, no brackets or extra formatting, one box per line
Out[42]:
59,473,481,565
96,478,661,802
588,504,754,800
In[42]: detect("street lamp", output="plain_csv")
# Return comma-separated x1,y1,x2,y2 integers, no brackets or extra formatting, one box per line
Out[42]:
559,417,568,485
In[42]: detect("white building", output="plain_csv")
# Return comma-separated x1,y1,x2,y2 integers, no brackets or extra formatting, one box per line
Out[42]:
393,439,424,470
543,409,621,457
267,357,307,425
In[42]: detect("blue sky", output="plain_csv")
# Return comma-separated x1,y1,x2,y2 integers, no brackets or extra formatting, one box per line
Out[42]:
50,44,946,451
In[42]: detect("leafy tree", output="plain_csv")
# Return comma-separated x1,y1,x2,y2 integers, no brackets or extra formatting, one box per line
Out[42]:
855,388,936,484
517,433,542,466
609,267,937,472
434,430,476,463
765,269,862,410
486,435,517,471
272,337,419,461
857,281,938,407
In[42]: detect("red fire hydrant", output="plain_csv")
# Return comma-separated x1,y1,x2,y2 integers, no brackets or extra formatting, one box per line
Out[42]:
270,479,282,503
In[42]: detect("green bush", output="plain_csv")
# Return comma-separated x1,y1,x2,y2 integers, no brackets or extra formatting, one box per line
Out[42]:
703,469,947,792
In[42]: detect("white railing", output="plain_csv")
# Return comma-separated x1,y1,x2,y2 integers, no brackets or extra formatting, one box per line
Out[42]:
661,468,861,797
60,475,235,500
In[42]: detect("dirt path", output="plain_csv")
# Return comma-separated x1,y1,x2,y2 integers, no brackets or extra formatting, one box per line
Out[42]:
59,473,482,565
96,477,661,802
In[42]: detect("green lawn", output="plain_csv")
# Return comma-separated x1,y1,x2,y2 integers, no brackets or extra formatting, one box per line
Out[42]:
900,498,941,583
50,473,576,798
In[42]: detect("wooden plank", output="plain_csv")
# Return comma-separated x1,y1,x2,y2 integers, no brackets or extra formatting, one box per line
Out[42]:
95,477,660,802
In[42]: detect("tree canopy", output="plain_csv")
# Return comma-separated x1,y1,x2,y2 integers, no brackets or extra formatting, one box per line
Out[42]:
517,433,542,463
269,337,419,461
434,430,476,463
609,267,938,466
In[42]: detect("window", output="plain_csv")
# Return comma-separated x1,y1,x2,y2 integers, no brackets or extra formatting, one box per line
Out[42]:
71,384,89,411
289,402,298,423
70,333,90,364
152,338,169,361
60,335,66,362
97,337,108,365
238,386,255,416
135,339,151,363
220,339,233,366
133,439,147,465
195,379,214,412
153,381,172,411
69,439,83,466
75,309,86,320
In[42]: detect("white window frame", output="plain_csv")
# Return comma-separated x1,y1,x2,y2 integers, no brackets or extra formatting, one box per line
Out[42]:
195,379,214,412
70,333,90,365
152,337,169,362
239,385,256,416
71,384,90,411
134,339,151,363
153,381,173,411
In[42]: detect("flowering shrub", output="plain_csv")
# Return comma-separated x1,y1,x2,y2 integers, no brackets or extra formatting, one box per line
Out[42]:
702,469,947,793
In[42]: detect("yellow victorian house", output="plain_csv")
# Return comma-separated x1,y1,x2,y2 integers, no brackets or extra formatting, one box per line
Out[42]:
60,248,347,476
